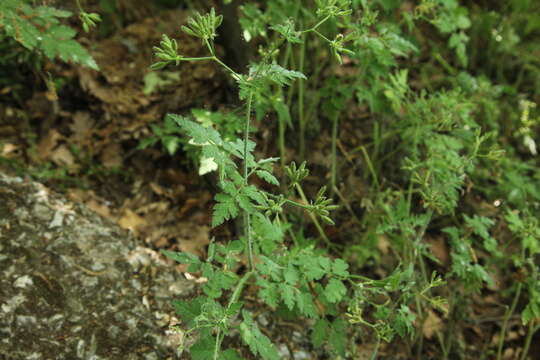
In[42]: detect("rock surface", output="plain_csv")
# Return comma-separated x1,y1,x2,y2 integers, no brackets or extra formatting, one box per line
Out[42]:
0,173,192,359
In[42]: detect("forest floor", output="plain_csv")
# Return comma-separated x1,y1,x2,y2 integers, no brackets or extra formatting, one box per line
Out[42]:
0,4,537,360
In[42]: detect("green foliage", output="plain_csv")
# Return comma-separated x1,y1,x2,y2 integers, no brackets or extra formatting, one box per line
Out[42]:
0,0,99,70
147,1,540,359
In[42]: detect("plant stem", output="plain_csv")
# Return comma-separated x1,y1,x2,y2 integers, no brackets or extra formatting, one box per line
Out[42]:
369,336,381,360
181,56,215,62
360,145,380,189
213,271,255,360
294,183,331,246
214,329,223,360
244,92,254,271
331,114,338,195
497,283,523,360
520,321,540,360
298,29,306,160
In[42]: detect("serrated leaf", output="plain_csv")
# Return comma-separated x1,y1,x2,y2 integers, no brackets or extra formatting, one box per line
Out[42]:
169,114,222,145
257,278,279,308
325,278,347,303
522,300,540,325
329,318,347,356
312,319,329,348
296,290,317,318
302,256,326,281
283,264,299,285
394,304,416,338
255,170,279,186
199,157,218,175
243,185,268,206
212,193,239,227
190,332,215,360
137,136,158,150
257,256,282,281
236,193,254,213
221,349,245,360
162,135,180,155
332,258,350,277
253,214,284,254
240,311,280,360
162,250,201,269
248,63,306,88
270,21,303,44
280,283,296,310
172,296,205,327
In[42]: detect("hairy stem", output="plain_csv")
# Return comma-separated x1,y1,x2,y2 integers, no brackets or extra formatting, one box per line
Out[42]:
520,321,540,360
244,92,254,270
497,283,522,360
213,271,255,360
331,115,338,195
298,31,306,160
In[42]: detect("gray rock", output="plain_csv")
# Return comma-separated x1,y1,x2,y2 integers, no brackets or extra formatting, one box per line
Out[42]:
0,173,191,359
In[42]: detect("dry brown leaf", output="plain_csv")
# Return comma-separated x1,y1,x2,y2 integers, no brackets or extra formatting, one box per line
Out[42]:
149,182,167,196
427,236,450,266
70,111,94,143
101,143,124,168
118,208,147,235
377,235,391,255
86,199,112,219
423,310,443,340
1,143,19,157
37,129,63,161
51,144,77,169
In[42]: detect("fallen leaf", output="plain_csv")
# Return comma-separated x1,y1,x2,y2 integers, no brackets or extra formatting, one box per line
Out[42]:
118,209,147,235
423,310,443,340
51,144,77,169
101,143,124,168
427,236,450,266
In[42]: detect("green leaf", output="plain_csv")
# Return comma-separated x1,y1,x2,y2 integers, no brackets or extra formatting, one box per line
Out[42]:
394,304,416,338
253,214,284,254
172,296,205,327
522,300,540,325
169,114,222,146
280,283,296,310
255,170,280,186
329,318,347,356
312,319,330,348
162,250,201,271
240,311,280,360
270,20,303,44
257,278,279,308
190,331,215,360
325,278,347,303
243,185,268,206
221,349,245,360
283,264,299,285
296,290,318,318
332,258,350,277
212,193,239,227
249,63,306,87
302,256,326,281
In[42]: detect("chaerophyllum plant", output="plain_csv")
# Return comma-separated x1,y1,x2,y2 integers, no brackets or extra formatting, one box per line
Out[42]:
150,5,448,360
151,7,353,360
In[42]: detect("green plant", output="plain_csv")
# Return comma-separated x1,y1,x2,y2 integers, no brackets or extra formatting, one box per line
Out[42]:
0,0,99,70
142,1,540,359
149,5,453,359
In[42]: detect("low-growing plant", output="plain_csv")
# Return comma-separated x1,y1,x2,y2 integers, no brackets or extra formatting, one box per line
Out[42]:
150,4,451,359
0,0,99,70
